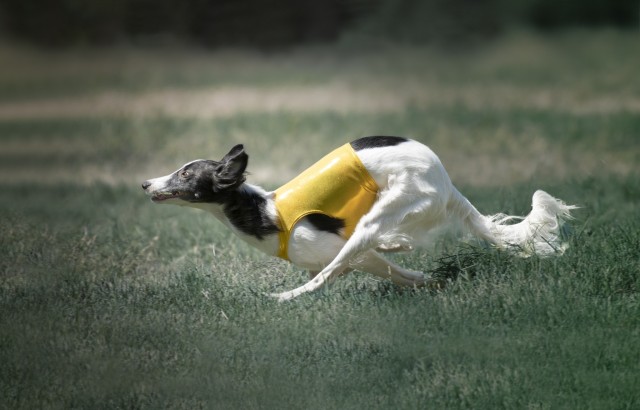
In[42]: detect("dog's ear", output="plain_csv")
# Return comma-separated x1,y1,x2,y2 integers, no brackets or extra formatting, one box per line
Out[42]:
214,144,248,190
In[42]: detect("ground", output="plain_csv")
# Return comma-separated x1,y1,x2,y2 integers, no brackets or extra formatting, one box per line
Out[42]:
1,30,639,409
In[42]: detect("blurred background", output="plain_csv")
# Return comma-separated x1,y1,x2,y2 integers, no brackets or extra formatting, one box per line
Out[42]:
0,0,638,187
1,0,638,48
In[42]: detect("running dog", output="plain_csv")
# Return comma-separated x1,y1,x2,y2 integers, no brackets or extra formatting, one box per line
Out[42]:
142,136,576,301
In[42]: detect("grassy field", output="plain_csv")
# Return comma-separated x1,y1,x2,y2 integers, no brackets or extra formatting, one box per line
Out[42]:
1,30,639,409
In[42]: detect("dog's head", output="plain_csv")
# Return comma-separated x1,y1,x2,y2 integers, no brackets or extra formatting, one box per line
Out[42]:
142,144,248,205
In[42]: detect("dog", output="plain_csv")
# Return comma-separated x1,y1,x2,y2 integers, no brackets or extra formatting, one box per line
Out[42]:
142,136,576,301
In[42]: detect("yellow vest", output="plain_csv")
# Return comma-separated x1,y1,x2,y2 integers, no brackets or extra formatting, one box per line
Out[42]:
274,143,379,261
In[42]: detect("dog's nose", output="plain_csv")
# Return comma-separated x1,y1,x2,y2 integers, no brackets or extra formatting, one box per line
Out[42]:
142,181,151,190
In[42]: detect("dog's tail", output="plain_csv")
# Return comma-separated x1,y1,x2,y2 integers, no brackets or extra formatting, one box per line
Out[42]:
448,188,577,257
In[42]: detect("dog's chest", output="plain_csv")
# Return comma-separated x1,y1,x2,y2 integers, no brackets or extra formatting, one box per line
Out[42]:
274,143,378,260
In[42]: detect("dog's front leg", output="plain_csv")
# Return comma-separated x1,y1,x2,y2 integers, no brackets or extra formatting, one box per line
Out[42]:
273,193,418,301
272,233,371,301
273,262,349,302
273,211,387,301
272,219,381,301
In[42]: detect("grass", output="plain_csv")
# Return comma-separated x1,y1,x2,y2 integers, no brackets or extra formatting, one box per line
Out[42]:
2,180,639,409
1,30,639,409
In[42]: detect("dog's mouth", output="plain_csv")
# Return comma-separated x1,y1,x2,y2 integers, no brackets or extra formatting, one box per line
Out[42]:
151,191,184,202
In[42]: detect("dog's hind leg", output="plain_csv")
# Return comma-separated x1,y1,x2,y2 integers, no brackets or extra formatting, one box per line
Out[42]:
352,250,425,287
272,175,440,301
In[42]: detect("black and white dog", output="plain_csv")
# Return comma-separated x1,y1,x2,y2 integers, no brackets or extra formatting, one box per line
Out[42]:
142,136,575,301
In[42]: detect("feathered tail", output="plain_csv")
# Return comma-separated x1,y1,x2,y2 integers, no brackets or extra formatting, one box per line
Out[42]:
449,188,577,257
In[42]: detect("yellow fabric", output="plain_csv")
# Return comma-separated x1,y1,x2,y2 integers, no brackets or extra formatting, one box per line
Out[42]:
275,143,379,260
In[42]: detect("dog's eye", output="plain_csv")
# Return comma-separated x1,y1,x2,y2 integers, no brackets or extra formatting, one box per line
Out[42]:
180,170,190,178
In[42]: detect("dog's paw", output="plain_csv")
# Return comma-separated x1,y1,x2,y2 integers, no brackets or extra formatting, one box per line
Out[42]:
268,291,295,302
375,243,414,253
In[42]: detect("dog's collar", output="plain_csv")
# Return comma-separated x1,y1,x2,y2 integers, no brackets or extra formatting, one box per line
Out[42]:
274,143,378,261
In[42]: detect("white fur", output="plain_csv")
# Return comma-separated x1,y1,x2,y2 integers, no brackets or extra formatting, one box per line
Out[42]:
145,140,576,301
144,173,173,194
270,140,576,301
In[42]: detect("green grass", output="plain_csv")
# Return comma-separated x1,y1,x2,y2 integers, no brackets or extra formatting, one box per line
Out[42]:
1,179,639,409
1,30,639,409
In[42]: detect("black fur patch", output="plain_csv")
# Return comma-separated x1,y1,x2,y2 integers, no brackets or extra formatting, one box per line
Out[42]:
222,188,280,240
305,213,345,236
350,136,408,151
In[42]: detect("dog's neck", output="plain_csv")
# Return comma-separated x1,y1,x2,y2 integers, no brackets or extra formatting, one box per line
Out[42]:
190,184,280,256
